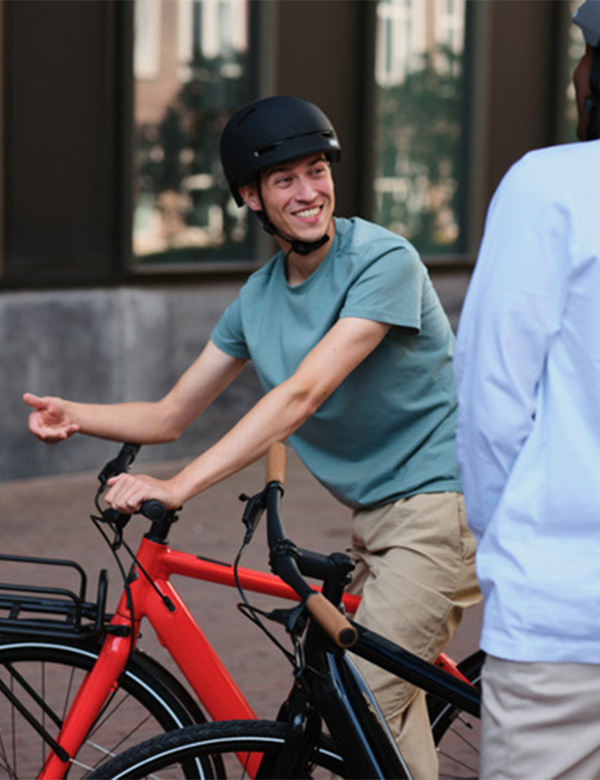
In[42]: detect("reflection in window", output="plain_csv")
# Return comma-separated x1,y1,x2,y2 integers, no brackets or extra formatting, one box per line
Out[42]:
133,0,254,265
373,0,467,255
563,0,585,141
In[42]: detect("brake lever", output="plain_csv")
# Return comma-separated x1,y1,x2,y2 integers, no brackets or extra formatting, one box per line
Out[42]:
265,604,308,676
238,490,267,544
100,507,133,531
97,443,141,487
238,602,308,637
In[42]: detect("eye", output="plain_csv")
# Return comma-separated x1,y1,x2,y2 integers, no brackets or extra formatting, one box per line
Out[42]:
273,174,293,187
310,164,327,178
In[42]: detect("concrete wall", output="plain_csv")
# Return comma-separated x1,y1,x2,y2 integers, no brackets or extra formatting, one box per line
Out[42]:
1,283,263,481
1,269,470,482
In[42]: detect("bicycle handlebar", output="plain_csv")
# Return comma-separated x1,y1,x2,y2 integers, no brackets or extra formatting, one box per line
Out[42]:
97,443,356,647
264,443,358,649
265,441,286,484
98,443,141,487
97,445,178,537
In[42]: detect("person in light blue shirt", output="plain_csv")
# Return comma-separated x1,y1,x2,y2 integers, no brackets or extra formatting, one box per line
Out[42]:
454,3,600,777
24,96,479,779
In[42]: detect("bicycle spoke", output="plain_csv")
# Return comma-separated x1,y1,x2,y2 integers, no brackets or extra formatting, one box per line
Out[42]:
0,643,197,780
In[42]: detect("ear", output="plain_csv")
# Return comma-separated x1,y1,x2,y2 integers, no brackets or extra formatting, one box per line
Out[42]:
238,184,262,212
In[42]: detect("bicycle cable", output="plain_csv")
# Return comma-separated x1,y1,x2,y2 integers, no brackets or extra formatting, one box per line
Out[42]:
90,489,138,660
232,492,297,665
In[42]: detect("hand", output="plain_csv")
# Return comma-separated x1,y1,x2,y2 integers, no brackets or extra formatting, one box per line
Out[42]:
105,473,182,514
23,392,80,443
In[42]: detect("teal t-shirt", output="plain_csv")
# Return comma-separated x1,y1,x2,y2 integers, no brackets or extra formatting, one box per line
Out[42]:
211,217,461,509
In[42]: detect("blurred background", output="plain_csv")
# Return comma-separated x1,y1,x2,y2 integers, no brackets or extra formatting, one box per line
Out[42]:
0,0,583,481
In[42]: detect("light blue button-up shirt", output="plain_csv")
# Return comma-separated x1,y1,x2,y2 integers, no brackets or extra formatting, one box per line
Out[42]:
455,140,600,663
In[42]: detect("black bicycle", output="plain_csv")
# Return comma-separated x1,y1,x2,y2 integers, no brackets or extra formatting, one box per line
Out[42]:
90,443,482,779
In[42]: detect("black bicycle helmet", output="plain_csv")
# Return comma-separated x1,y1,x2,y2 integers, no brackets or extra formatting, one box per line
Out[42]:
573,0,600,140
221,95,341,207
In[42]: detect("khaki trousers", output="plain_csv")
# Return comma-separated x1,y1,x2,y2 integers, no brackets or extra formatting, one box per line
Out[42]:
482,655,600,780
346,491,481,780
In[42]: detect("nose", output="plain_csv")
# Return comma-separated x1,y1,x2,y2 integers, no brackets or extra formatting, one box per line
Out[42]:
294,175,318,201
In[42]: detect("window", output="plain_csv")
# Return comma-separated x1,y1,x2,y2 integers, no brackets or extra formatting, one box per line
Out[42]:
132,0,256,268
372,0,468,256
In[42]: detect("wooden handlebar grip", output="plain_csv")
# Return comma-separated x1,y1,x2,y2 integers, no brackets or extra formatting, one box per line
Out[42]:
305,592,358,648
266,442,286,485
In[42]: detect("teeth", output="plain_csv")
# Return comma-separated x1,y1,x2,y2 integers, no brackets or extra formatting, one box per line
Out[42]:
296,208,320,218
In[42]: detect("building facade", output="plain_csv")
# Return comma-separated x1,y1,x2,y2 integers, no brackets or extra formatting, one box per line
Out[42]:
0,0,578,479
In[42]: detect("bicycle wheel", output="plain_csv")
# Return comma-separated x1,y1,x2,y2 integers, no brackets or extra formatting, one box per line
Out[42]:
0,639,205,779
89,719,347,779
427,649,484,780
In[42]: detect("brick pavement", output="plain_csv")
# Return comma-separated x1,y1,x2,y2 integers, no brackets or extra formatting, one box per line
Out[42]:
0,446,483,721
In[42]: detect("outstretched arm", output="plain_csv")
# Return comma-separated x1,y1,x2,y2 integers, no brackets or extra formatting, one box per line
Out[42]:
105,316,391,512
24,341,247,445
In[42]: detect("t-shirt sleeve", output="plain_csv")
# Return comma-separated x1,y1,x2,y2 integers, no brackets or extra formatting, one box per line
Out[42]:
210,296,251,360
339,242,423,331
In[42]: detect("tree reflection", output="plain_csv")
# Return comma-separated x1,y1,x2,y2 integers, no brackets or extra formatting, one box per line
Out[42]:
134,16,252,264
375,46,465,255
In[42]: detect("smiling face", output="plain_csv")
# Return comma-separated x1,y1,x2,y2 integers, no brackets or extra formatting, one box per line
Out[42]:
240,153,336,248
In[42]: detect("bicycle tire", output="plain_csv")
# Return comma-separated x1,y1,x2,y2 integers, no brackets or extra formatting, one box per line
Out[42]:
89,653,485,780
89,719,347,779
0,638,206,779
427,649,484,780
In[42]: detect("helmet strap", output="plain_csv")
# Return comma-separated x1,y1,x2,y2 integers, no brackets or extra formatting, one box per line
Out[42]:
585,47,600,140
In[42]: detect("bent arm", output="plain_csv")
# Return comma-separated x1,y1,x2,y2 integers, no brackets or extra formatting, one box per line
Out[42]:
165,317,389,501
25,341,247,445
105,317,390,511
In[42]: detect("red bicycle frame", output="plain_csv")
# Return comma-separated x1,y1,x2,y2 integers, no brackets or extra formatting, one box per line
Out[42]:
39,527,470,778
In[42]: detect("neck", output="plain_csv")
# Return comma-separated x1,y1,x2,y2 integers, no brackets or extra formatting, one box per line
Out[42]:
280,219,335,285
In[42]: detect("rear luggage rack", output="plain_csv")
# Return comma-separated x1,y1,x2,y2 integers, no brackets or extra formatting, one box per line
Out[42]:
0,553,111,640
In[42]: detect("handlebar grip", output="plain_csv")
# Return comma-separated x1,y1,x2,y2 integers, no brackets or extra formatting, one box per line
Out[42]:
140,499,168,522
266,442,286,486
305,592,358,648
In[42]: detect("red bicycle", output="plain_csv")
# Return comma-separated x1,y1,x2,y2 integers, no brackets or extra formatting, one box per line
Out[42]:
0,443,482,779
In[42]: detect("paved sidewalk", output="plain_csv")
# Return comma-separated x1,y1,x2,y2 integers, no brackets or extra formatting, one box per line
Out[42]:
1,447,482,719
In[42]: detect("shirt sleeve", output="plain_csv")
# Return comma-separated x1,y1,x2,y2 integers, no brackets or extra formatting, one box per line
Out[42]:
340,241,423,331
454,154,569,541
210,295,251,360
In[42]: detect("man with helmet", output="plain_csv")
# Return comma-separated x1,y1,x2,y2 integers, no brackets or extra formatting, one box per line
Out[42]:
454,2,600,777
24,95,480,778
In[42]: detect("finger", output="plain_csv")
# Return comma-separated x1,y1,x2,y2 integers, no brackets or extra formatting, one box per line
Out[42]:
51,427,76,441
105,476,140,512
29,419,59,440
106,488,144,514
23,392,45,410
29,415,78,441
28,418,50,438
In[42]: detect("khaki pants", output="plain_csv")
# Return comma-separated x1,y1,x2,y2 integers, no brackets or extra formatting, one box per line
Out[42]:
346,492,481,780
482,655,600,780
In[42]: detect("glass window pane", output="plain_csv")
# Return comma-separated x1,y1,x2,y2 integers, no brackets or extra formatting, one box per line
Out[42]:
373,0,467,256
133,0,255,267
